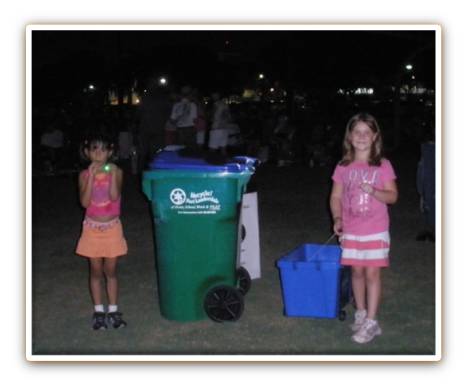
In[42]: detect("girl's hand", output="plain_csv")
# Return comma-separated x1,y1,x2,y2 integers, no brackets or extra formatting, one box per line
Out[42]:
360,182,375,195
333,217,343,236
88,162,102,177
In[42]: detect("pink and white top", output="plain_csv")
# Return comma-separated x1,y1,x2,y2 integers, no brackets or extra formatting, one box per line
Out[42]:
332,159,396,235
83,171,121,218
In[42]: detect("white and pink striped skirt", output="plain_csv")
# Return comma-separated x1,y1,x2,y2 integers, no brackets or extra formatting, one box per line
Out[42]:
340,231,390,268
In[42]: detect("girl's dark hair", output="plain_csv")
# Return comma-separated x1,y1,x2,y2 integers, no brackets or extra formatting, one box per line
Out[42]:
340,112,384,166
80,131,118,162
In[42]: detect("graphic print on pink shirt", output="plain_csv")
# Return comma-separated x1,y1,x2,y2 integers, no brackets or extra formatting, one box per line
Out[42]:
332,159,396,235
345,168,379,218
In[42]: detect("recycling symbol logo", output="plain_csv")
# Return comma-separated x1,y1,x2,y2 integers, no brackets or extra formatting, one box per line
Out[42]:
170,188,186,205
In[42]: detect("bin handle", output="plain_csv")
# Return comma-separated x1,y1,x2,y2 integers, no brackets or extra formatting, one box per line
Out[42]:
310,233,336,261
233,156,259,170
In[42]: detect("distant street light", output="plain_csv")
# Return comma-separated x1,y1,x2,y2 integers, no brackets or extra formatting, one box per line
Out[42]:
88,84,95,90
159,77,167,86
405,64,413,70
258,73,265,80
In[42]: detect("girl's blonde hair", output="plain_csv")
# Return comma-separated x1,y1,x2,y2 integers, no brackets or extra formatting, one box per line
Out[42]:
340,112,383,166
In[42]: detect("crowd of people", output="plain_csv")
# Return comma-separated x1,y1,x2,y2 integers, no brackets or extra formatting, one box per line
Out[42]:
137,84,258,168
33,83,434,179
134,84,350,171
33,84,353,176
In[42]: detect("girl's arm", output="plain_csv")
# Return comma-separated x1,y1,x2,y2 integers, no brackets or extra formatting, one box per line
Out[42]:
361,180,398,205
79,169,95,208
330,181,344,236
108,164,123,201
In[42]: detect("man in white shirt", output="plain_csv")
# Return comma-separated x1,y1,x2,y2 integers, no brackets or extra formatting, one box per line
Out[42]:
209,92,231,155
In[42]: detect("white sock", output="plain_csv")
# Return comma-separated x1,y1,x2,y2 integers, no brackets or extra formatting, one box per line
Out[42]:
108,304,118,313
94,304,105,313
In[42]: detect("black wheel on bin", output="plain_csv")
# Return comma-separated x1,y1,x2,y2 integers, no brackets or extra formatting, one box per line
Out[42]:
236,266,251,295
204,285,244,322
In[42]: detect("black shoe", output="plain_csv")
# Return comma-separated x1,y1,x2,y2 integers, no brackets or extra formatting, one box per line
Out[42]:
92,312,107,330
107,311,127,329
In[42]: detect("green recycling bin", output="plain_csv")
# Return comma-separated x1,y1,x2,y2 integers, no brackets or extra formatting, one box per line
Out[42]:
142,150,257,322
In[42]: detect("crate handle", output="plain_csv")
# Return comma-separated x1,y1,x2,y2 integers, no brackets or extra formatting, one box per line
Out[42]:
310,233,336,262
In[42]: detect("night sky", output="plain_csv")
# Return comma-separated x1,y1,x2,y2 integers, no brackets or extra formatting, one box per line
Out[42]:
32,29,436,102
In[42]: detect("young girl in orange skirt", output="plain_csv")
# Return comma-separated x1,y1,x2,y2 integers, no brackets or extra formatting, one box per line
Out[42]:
76,132,128,330
330,113,398,343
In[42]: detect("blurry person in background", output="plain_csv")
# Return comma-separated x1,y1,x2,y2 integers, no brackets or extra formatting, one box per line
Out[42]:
192,90,208,150
138,78,171,171
40,122,64,174
170,86,198,148
416,125,436,242
208,92,231,156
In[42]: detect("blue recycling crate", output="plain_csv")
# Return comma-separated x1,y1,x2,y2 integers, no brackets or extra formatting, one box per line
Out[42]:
277,244,342,318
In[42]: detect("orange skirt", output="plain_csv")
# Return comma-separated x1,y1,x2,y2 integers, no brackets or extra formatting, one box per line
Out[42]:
76,218,128,259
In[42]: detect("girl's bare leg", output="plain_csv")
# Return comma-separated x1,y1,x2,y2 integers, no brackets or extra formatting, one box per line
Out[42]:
103,257,119,305
365,267,381,319
89,258,104,305
351,266,366,311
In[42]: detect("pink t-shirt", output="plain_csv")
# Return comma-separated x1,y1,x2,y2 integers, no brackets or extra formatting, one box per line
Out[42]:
82,171,121,218
332,159,396,235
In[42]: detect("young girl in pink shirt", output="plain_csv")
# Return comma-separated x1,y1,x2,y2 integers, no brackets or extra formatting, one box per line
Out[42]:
330,113,398,343
76,133,128,330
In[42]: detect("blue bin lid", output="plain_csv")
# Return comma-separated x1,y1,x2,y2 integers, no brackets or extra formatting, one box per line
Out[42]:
148,150,257,173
